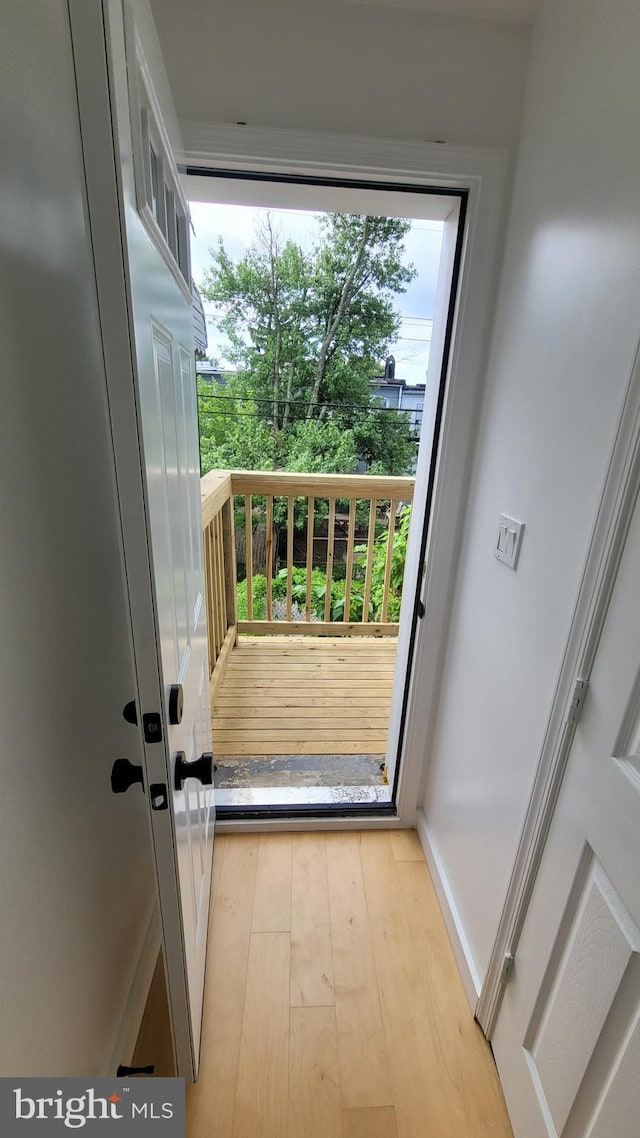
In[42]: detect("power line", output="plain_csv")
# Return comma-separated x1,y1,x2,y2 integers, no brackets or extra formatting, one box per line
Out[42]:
196,392,423,416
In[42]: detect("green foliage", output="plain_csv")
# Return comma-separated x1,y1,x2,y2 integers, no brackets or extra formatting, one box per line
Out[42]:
354,505,411,620
235,507,411,625
275,566,329,618
283,419,359,474
198,376,276,473
197,211,417,481
236,573,268,620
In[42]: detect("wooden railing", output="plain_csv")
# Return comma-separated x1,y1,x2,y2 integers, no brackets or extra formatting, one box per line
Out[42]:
200,470,237,693
201,470,415,650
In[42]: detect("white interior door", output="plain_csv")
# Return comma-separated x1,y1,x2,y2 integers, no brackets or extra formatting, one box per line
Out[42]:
492,488,640,1137
70,0,214,1079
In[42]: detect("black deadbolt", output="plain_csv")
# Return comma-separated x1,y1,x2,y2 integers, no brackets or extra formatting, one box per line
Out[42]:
111,758,144,795
168,684,184,725
174,751,214,791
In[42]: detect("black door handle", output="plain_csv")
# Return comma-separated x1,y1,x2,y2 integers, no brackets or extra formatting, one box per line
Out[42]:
174,751,213,791
111,758,144,794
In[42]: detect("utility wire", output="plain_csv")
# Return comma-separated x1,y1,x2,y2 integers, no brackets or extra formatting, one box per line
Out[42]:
196,392,423,416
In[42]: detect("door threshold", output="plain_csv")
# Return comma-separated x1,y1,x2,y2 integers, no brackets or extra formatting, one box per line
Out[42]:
215,802,401,830
214,783,392,809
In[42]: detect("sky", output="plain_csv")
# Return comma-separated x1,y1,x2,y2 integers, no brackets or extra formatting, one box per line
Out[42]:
189,201,443,386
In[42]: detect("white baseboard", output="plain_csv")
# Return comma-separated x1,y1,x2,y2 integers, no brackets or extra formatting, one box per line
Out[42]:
107,904,161,1074
415,809,481,1012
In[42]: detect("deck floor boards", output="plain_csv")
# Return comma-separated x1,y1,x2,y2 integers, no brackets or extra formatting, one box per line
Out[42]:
212,636,397,760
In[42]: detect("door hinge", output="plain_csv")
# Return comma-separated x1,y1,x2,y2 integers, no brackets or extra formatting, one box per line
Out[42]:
500,951,515,985
567,678,589,726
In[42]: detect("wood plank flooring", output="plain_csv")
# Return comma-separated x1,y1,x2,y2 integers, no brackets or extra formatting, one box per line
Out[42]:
187,831,513,1138
212,636,397,757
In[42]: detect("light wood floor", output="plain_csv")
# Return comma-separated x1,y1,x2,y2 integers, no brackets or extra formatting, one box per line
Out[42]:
212,637,397,756
187,830,513,1138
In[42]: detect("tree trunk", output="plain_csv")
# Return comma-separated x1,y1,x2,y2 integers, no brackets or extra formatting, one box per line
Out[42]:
282,360,295,431
307,217,370,416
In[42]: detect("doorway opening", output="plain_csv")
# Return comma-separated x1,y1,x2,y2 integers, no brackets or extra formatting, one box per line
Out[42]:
187,170,465,816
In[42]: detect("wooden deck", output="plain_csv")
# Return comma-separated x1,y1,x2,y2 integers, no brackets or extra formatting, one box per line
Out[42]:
212,637,397,758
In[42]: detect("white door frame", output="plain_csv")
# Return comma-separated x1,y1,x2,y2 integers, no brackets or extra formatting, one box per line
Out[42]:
182,123,509,832
477,332,640,1036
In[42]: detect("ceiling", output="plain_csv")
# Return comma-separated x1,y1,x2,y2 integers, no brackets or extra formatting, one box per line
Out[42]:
337,0,540,23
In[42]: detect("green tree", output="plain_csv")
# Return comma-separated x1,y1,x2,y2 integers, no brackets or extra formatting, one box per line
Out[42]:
198,212,417,476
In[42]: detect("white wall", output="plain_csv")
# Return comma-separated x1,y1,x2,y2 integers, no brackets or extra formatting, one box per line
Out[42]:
422,0,640,991
150,0,531,149
0,0,156,1074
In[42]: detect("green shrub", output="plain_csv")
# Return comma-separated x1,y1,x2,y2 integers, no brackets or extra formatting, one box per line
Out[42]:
354,504,411,621
235,508,410,624
236,573,267,620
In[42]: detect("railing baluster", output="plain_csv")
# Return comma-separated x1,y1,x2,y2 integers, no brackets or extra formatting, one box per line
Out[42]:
245,494,253,621
205,523,215,676
212,514,222,653
305,496,315,622
286,496,294,622
210,518,220,660
324,497,336,623
344,497,356,623
381,499,397,622
265,495,273,622
212,521,222,661
221,497,238,639
216,511,227,644
362,498,378,623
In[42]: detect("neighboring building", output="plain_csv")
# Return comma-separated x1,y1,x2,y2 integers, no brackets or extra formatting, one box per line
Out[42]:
371,357,425,440
195,360,230,384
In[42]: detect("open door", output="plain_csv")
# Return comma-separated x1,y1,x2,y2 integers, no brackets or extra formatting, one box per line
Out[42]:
70,0,214,1078
385,198,464,799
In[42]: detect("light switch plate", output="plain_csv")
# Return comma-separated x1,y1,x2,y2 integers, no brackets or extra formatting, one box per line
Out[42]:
495,514,524,569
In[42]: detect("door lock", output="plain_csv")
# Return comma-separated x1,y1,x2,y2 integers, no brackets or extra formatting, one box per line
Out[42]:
174,751,214,791
111,758,144,794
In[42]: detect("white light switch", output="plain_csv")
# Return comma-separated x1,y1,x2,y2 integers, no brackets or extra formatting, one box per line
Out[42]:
495,514,524,569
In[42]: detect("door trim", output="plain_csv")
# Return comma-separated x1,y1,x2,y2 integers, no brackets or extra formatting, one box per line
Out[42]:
477,332,640,1037
183,123,509,826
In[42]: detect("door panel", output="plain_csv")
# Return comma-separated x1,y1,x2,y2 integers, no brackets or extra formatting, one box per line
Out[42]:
526,855,640,1135
492,492,640,1138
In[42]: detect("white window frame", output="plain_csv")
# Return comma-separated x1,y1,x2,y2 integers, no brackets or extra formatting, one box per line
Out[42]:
127,40,191,299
